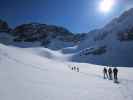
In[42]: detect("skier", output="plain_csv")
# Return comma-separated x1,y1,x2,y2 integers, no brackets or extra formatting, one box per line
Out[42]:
113,67,118,82
74,66,76,71
72,67,73,70
108,67,113,80
77,67,79,72
103,67,108,79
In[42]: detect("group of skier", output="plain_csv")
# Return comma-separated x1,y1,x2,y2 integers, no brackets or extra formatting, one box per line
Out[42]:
72,66,79,72
103,66,118,82
70,65,118,83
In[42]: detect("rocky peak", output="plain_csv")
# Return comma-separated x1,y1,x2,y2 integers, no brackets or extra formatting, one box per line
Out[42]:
13,23,72,36
0,19,10,32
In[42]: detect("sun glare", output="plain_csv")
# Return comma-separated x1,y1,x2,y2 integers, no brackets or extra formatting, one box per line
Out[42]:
99,0,114,13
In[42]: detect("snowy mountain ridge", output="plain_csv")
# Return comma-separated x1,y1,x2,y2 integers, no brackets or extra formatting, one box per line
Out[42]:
0,8,133,66
72,8,133,67
102,8,133,34
0,21,84,50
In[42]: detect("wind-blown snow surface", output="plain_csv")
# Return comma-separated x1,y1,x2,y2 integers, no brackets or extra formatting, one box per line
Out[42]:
0,43,133,100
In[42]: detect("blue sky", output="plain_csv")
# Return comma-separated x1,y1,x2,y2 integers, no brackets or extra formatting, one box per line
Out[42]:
0,0,133,33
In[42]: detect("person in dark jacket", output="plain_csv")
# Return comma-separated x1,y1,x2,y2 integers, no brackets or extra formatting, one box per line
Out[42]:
108,67,113,80
72,67,73,70
77,67,79,72
103,67,108,79
74,66,76,71
113,67,118,81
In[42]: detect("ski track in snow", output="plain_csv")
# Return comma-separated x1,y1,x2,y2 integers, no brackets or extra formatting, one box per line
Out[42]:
67,64,133,100
119,80,133,100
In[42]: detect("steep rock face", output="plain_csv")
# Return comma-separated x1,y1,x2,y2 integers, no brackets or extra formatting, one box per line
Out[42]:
71,8,133,67
11,23,80,49
13,23,73,41
0,20,13,44
0,22,85,49
0,19,10,32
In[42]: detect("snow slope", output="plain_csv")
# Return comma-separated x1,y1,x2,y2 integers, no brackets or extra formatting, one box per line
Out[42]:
0,43,133,100
71,8,133,67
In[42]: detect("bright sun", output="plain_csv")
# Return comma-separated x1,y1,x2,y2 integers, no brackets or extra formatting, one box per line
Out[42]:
99,0,114,13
